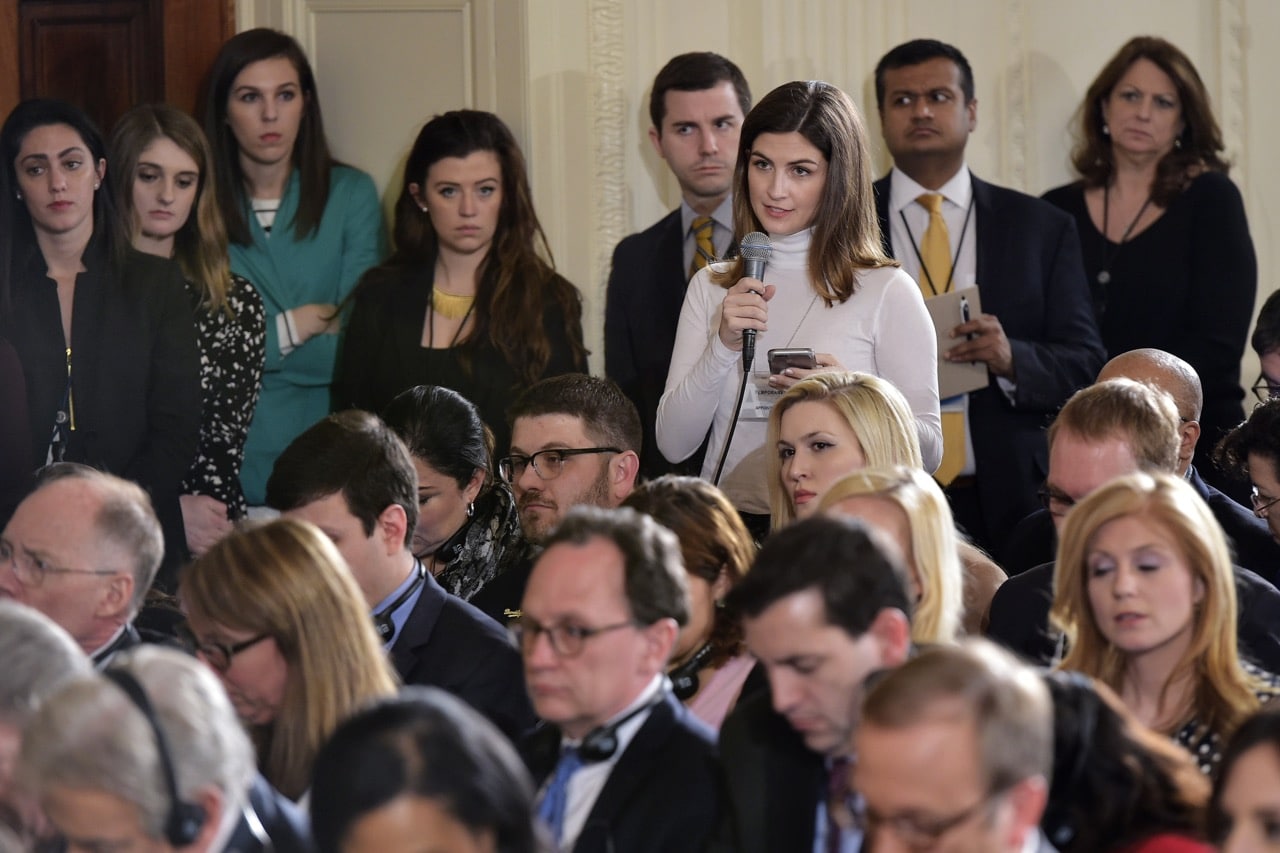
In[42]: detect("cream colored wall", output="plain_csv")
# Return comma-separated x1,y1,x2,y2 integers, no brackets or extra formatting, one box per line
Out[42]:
239,0,1276,384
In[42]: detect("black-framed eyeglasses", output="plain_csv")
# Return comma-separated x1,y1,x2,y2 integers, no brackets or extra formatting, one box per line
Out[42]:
1251,486,1280,519
1036,486,1076,519
863,787,1005,851
175,622,270,673
1252,374,1280,404
508,616,636,657
0,537,118,588
497,447,621,484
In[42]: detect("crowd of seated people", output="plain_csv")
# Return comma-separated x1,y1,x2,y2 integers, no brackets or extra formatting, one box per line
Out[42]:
1,26,1276,853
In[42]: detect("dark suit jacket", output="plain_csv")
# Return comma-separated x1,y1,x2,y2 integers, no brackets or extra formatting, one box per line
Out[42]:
390,572,534,741
604,209,710,479
711,690,825,853
986,558,1280,672
874,173,1104,553
523,692,721,853
224,774,312,853
1004,467,1280,584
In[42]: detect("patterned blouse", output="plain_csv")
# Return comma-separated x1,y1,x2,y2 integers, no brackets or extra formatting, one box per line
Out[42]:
1175,661,1280,776
180,274,266,519
434,484,528,601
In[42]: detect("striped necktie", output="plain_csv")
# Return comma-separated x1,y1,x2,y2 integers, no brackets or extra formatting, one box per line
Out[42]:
690,215,716,278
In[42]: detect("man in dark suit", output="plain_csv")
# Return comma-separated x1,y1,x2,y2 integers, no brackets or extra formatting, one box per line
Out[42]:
518,506,719,853
19,646,312,853
987,378,1280,670
856,641,1056,853
605,52,750,479
268,410,534,740
871,39,1104,556
0,463,165,669
714,515,913,853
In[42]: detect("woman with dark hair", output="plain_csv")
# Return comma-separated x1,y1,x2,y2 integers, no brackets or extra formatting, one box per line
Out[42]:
310,687,542,853
1042,36,1256,462
381,384,526,600
1042,671,1211,852
336,110,586,454
1210,709,1280,850
622,476,758,728
1216,397,1280,547
204,28,385,507
656,80,940,517
110,103,266,556
0,98,200,577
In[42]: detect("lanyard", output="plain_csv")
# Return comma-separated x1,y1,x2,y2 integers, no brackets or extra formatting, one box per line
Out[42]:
899,194,975,296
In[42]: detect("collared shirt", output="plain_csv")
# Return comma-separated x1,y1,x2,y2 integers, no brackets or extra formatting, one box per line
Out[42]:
888,165,977,296
373,558,427,650
90,624,130,670
680,195,735,276
812,754,863,853
552,674,666,850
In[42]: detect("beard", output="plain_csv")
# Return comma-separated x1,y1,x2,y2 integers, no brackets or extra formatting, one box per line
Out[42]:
518,467,614,544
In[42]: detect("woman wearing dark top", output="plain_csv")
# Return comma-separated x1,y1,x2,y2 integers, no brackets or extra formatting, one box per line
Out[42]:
0,99,200,577
110,104,266,557
1042,36,1255,460
336,110,586,454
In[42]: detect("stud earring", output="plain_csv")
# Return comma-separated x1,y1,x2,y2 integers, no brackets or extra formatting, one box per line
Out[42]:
1102,123,1110,136
15,191,21,200
419,204,428,213
94,181,100,189
1174,137,1183,150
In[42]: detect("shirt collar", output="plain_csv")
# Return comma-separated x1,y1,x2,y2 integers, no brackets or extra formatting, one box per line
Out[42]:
681,194,735,236
889,165,973,216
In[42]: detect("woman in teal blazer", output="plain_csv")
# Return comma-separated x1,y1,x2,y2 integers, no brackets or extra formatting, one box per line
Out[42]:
205,28,386,504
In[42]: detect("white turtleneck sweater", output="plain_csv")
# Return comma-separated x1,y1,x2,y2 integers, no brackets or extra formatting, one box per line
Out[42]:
655,228,942,514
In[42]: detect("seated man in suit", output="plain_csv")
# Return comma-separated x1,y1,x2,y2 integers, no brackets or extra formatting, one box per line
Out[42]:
19,645,310,853
518,505,720,853
267,410,534,740
714,514,913,853
1217,397,1280,548
872,38,1103,556
987,378,1280,669
1004,347,1280,582
605,51,750,480
855,640,1054,853
471,373,642,621
0,463,164,668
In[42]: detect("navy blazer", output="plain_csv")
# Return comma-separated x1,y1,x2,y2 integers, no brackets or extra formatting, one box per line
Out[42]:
874,173,1104,553
524,691,721,853
390,572,535,741
225,774,313,853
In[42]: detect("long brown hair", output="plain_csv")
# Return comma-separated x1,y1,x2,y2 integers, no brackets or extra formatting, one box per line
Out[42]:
713,81,895,305
358,110,586,383
1070,36,1228,207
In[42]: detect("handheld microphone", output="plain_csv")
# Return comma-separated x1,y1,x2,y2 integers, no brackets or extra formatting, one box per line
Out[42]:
738,232,772,369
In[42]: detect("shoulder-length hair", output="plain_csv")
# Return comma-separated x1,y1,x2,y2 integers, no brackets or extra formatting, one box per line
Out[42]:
179,518,399,800
712,81,895,305
622,476,756,667
767,371,922,528
109,104,235,316
1051,472,1262,739
203,28,335,245
0,99,119,317
361,110,585,383
818,466,963,645
1070,36,1228,207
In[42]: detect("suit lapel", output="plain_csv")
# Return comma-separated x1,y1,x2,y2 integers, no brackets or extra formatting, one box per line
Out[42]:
970,173,999,296
389,573,446,678
874,174,895,257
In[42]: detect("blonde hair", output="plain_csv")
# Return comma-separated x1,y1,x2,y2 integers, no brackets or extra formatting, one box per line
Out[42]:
180,519,399,799
109,103,234,315
767,371,921,528
818,466,962,645
1051,472,1262,739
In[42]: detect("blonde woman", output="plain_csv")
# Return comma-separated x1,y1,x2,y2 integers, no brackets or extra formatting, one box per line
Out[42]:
1051,471,1280,776
818,466,965,643
179,518,398,799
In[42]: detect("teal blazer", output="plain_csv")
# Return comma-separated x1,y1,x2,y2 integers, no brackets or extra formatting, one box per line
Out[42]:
230,165,386,504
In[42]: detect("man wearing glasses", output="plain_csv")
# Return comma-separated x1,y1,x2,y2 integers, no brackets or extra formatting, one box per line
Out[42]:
855,640,1053,853
1217,398,1280,549
517,506,720,853
472,374,642,622
0,463,162,668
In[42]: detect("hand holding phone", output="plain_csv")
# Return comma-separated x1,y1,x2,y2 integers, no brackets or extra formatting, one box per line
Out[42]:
768,347,817,375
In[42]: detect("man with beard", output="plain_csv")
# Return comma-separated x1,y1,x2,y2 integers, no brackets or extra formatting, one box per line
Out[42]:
471,374,642,622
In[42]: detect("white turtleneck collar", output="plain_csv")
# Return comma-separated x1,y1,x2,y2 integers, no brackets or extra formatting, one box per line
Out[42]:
761,227,812,272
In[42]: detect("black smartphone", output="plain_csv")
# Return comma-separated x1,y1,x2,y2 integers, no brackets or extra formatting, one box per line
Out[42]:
768,347,817,374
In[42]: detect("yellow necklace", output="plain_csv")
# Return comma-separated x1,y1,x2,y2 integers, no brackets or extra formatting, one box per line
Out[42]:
431,288,475,320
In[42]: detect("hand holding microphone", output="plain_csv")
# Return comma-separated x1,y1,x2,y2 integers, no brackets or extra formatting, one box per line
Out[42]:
717,232,774,360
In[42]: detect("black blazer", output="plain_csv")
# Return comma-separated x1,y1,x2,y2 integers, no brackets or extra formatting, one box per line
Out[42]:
523,691,721,853
390,571,535,741
874,173,1104,552
225,774,313,853
711,690,825,853
604,209,708,480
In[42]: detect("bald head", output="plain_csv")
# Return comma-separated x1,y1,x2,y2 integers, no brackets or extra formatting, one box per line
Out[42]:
1095,349,1202,474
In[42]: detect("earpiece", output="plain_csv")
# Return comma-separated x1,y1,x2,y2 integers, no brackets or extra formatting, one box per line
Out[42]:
103,668,206,847
669,642,714,701
577,694,665,763
373,560,427,644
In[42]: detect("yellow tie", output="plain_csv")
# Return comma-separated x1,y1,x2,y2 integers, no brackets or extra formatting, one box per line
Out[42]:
916,193,965,486
690,216,715,278
916,193,952,295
